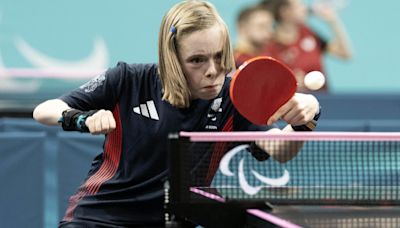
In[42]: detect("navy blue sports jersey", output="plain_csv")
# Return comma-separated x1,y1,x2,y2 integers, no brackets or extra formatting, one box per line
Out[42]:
59,62,272,227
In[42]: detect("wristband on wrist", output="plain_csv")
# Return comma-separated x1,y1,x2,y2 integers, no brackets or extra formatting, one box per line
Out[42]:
291,106,321,131
58,109,98,132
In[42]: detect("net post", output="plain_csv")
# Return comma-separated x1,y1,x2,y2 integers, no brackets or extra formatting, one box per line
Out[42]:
165,132,192,227
167,132,190,203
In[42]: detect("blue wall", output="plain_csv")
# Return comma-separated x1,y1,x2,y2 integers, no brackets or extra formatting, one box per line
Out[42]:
0,118,104,228
0,0,399,110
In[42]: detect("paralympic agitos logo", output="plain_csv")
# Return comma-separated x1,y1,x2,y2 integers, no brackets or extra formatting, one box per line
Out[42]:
219,144,290,195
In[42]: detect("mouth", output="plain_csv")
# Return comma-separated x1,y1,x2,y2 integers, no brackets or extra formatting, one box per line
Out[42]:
203,84,219,89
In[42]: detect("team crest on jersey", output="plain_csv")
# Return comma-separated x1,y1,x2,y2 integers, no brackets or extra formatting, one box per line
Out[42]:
80,72,106,93
211,97,222,112
205,97,223,130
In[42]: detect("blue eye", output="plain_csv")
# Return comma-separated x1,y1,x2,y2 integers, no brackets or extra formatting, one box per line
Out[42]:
215,53,222,63
191,58,200,63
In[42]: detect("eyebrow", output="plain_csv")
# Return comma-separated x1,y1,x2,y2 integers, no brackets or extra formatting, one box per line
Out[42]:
186,50,223,60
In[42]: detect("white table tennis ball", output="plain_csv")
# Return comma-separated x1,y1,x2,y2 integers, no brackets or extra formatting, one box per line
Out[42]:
304,71,325,90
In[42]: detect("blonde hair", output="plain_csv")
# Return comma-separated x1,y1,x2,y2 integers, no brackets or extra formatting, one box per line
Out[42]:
158,0,235,108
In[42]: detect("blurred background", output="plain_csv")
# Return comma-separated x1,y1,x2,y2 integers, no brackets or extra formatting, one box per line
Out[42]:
0,0,400,114
1,0,400,228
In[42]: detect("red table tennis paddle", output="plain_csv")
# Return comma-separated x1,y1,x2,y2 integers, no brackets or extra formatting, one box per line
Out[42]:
230,56,297,125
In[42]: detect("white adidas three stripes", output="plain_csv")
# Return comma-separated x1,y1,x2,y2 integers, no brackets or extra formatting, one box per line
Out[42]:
133,100,159,120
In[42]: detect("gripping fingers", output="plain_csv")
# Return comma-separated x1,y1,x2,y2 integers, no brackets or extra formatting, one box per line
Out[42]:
267,101,292,125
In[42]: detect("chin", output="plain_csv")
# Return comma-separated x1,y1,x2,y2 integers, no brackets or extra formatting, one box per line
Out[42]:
198,91,220,100
195,86,221,100
199,94,218,100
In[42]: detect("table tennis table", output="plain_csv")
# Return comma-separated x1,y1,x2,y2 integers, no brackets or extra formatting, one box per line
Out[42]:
183,187,400,227
166,132,400,227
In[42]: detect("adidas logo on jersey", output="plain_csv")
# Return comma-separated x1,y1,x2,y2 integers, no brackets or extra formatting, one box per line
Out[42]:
133,100,159,120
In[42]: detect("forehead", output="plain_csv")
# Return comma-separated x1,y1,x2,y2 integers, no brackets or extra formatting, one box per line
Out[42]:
178,24,224,57
247,10,273,23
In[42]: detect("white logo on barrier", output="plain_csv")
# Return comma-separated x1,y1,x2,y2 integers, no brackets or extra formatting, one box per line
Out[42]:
15,37,108,70
133,100,159,120
219,144,290,195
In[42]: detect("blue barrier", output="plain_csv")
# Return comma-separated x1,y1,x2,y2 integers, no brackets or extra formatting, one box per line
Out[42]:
0,132,45,228
316,94,400,120
368,120,400,132
316,119,368,132
0,118,104,228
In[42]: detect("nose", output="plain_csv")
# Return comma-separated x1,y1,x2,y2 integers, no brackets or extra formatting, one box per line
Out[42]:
206,59,218,78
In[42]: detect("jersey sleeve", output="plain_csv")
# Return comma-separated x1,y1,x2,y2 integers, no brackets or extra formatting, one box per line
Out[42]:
59,62,130,111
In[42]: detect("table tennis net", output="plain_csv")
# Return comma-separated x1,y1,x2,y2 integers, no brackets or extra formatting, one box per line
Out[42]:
169,132,400,205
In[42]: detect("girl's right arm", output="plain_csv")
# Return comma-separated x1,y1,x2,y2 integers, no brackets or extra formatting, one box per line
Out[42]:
33,99,71,126
33,99,116,134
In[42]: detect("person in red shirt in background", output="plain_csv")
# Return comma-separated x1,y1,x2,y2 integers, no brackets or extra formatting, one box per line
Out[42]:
260,0,352,92
234,5,274,68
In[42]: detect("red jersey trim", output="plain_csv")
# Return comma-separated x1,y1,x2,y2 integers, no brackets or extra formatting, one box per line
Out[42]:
63,104,123,221
205,115,233,185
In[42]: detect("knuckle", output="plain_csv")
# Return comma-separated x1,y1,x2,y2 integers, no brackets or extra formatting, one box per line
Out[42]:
105,110,113,116
95,109,104,115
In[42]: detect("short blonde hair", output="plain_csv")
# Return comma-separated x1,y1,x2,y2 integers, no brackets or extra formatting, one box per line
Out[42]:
158,0,235,108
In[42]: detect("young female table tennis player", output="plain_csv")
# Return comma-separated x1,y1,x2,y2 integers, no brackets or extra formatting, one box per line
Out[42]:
33,1,320,227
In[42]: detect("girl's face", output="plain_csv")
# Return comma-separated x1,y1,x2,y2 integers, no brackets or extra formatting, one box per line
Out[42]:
178,24,226,100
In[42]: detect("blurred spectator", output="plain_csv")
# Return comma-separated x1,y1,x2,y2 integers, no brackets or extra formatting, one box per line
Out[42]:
261,0,352,92
234,4,274,67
